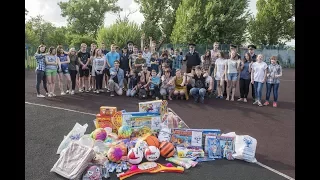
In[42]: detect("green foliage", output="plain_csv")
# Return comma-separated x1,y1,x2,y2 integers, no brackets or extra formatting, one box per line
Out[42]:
171,0,249,44
58,0,121,37
248,0,295,45
66,34,95,49
135,0,182,42
96,21,142,49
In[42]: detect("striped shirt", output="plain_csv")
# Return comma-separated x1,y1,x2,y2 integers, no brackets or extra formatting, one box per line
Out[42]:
34,53,46,71
266,64,282,84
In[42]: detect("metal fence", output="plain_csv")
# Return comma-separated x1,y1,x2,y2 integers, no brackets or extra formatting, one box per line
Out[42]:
25,43,295,70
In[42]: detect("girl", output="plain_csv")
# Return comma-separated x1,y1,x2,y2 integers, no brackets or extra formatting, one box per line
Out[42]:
213,51,225,99
225,51,240,101
45,47,59,97
68,48,78,95
171,49,183,76
57,47,71,95
160,69,174,100
126,70,138,97
170,69,188,100
238,53,253,102
92,48,106,93
34,44,49,97
201,50,212,72
264,56,282,107
251,54,268,106
89,44,97,92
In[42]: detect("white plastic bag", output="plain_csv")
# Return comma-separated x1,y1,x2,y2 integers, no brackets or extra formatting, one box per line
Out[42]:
56,123,88,154
232,135,257,163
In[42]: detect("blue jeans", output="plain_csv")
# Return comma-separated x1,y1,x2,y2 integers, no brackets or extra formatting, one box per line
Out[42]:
266,83,279,102
190,88,206,100
254,81,264,101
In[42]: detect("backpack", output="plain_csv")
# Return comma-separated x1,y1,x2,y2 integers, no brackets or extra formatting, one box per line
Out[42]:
138,87,147,99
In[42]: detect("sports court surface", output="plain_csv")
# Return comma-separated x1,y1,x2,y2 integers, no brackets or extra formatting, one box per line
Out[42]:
25,69,295,180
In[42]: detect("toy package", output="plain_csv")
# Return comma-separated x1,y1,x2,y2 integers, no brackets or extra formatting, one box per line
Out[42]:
138,100,168,116
131,126,152,139
122,112,159,126
206,135,234,159
176,146,205,158
131,115,162,132
95,114,113,129
100,106,117,116
171,129,204,147
188,129,221,153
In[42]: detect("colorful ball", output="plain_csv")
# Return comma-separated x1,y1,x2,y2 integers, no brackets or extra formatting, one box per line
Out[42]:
118,125,132,139
91,128,107,141
128,147,143,165
145,135,160,148
159,141,175,158
135,140,148,153
107,147,123,163
144,146,160,162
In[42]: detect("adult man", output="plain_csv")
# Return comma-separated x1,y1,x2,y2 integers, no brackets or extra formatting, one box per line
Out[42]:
108,60,124,97
248,44,257,100
101,43,109,55
77,43,91,92
105,44,120,92
127,41,134,55
210,42,220,93
184,43,201,73
120,47,130,88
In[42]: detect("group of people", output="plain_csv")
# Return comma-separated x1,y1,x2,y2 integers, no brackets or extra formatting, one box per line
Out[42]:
34,37,282,107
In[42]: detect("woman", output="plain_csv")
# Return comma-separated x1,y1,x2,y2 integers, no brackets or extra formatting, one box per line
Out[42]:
92,48,106,93
34,44,49,97
264,56,282,107
89,44,97,92
225,51,240,101
68,48,78,95
170,69,188,100
201,50,212,72
45,47,59,97
251,54,268,106
57,47,71,95
238,53,253,102
213,51,225,99
160,69,174,100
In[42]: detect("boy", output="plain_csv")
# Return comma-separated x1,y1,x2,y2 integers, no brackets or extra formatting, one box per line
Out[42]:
134,51,146,73
148,69,161,100
126,69,138,97
150,52,161,74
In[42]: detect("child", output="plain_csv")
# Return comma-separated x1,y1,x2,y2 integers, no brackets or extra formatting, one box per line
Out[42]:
171,49,183,76
264,56,282,107
150,53,160,74
126,70,138,97
170,69,188,100
148,69,161,100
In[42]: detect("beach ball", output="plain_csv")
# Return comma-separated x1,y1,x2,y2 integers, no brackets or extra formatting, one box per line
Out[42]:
118,125,132,139
144,146,160,162
91,128,107,141
107,147,123,163
128,147,143,165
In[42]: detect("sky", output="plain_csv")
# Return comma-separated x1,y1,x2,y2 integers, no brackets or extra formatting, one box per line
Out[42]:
25,0,294,46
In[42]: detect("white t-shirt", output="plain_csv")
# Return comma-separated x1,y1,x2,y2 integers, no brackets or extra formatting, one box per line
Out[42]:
226,59,239,73
215,58,226,79
142,51,152,67
251,61,268,83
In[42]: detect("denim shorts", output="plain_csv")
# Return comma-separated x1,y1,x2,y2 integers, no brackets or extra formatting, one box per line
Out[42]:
227,73,238,81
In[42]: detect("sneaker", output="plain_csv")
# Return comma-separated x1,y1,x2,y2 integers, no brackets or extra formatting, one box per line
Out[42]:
79,88,84,93
226,97,229,101
273,102,277,107
71,90,75,95
37,94,45,98
107,89,110,93
48,93,53,97
52,93,57,97
85,89,90,93
230,98,234,101
219,96,223,99
253,100,258,105
61,92,66,95
93,89,97,93
96,90,100,94
110,92,115,97
46,92,49,96
100,89,104,92
237,98,243,102
243,98,247,102
263,101,269,106
258,101,263,107
88,87,92,91
66,90,69,94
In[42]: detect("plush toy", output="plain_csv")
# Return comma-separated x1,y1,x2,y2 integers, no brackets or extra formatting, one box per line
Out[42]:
82,165,102,180
107,147,123,163
118,125,132,139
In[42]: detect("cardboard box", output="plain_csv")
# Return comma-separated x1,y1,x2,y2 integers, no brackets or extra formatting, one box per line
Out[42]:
96,114,113,129
100,106,117,116
138,100,168,116
176,146,205,158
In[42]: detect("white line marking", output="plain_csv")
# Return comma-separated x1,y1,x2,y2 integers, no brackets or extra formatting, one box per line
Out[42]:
25,102,96,116
25,101,295,180
256,162,295,180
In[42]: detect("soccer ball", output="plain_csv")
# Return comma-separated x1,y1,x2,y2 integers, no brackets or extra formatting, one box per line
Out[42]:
128,147,143,165
144,146,160,162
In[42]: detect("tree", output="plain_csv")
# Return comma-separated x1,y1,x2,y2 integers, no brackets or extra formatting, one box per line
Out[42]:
96,21,142,49
248,0,295,45
135,0,182,42
25,15,56,45
171,0,250,44
66,34,96,49
25,8,28,16
47,27,69,47
58,0,121,37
